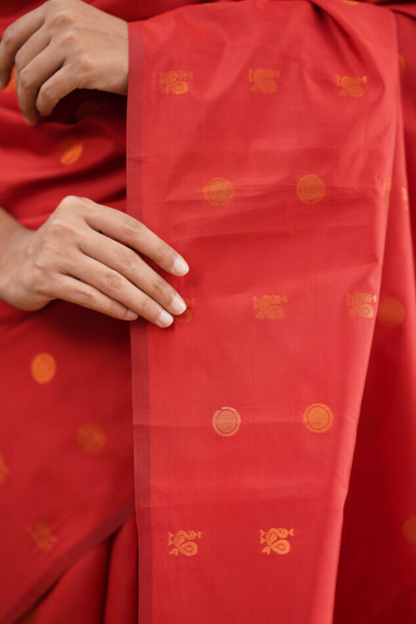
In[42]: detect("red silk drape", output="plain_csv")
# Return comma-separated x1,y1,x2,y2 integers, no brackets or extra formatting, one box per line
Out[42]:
1,0,416,622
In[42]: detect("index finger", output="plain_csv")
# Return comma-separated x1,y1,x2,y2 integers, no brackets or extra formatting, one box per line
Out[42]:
84,202,190,277
0,6,45,88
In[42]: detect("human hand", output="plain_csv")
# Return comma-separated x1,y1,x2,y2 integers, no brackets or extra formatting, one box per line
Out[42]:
0,0,128,125
0,197,189,327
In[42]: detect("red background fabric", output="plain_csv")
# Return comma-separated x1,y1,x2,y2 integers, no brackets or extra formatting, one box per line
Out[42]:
0,0,415,622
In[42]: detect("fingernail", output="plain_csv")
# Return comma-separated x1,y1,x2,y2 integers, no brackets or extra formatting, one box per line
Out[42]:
157,310,174,327
127,310,138,320
170,294,187,315
172,256,189,275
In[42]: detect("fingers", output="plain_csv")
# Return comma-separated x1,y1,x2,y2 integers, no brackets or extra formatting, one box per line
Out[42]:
67,254,177,328
79,230,187,318
17,42,64,124
0,6,45,88
85,204,190,277
35,63,79,118
54,275,139,322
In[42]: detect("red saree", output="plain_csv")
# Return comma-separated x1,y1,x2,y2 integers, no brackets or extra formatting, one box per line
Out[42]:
1,0,416,622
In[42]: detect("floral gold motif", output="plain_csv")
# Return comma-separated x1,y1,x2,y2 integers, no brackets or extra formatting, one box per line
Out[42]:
176,298,196,324
346,292,377,318
260,527,294,555
336,75,367,97
402,187,409,209
168,530,201,556
297,175,325,204
377,297,406,328
249,69,280,93
77,423,106,453
212,407,241,437
159,70,192,94
303,404,334,433
402,517,416,545
254,295,287,320
204,178,234,206
31,353,56,384
0,454,10,485
28,521,57,553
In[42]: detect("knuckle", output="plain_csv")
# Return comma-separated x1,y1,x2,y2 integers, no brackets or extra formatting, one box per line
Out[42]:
38,82,55,106
48,217,75,238
103,272,123,293
17,67,32,90
151,277,169,296
48,9,74,28
58,195,77,210
139,296,156,317
1,27,15,50
74,286,95,306
122,217,145,240
117,247,137,270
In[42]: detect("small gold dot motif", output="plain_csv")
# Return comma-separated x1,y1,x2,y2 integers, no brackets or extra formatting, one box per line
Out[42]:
168,530,201,556
3,66,16,93
176,298,196,323
402,517,416,544
249,69,280,93
77,423,106,453
346,292,377,318
254,295,287,319
59,140,83,165
260,527,294,555
399,54,406,75
212,407,241,437
0,454,10,485
204,178,234,206
28,521,57,553
377,297,405,327
303,404,334,433
384,178,392,206
336,75,367,97
297,175,325,204
402,187,409,209
159,70,192,94
31,353,56,384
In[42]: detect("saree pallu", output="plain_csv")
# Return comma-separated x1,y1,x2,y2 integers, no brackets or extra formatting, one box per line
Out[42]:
1,0,416,622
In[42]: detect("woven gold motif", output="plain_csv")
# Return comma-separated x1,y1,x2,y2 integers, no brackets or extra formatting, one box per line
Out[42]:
346,292,377,318
336,75,367,97
249,69,280,93
297,175,325,204
28,522,57,553
204,178,234,206
212,408,241,437
176,298,196,324
260,527,294,554
0,454,9,485
168,530,201,556
303,404,334,433
159,70,192,94
254,295,287,320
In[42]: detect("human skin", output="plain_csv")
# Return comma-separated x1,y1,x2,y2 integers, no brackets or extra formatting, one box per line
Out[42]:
0,0,189,328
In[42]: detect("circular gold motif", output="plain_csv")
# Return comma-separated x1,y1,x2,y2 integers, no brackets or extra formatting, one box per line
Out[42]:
60,140,83,165
402,516,416,544
212,407,241,437
377,297,405,328
303,404,334,433
31,353,56,384
383,178,392,206
77,423,106,453
204,178,234,206
296,175,326,204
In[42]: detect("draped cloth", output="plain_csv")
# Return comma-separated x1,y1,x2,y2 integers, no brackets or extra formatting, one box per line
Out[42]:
0,0,416,622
